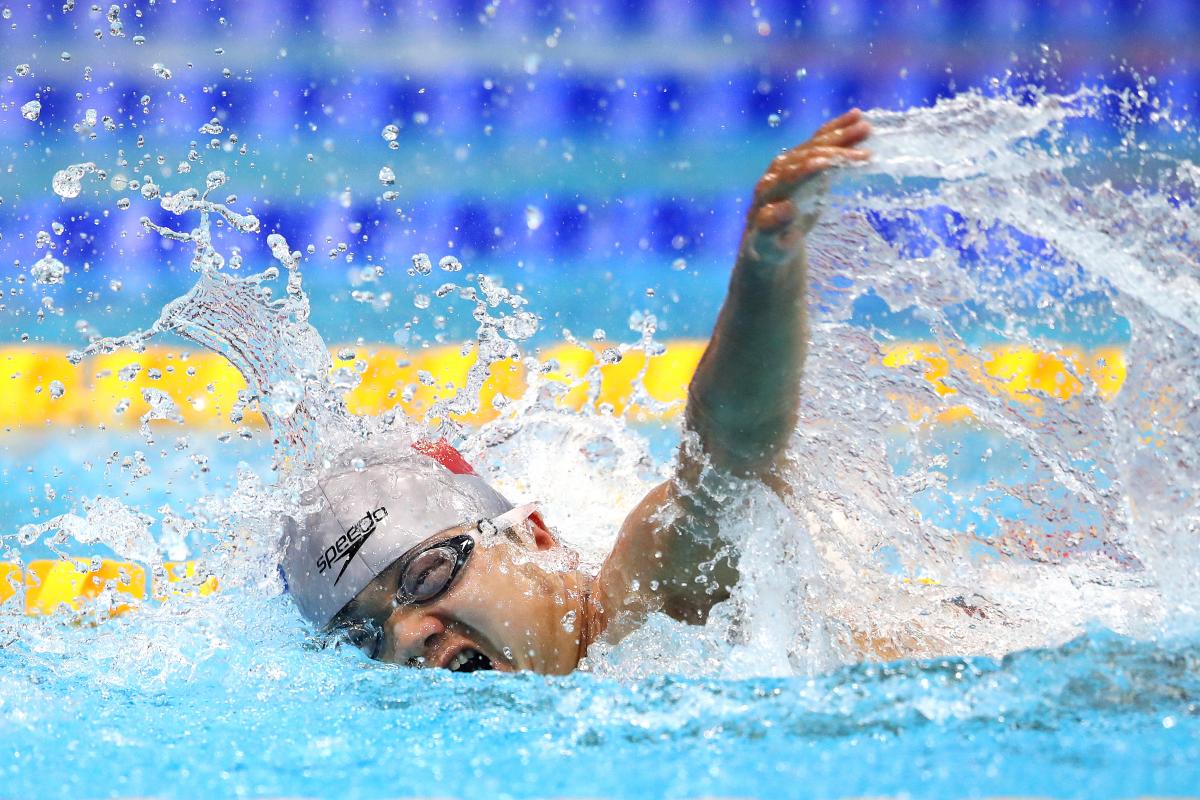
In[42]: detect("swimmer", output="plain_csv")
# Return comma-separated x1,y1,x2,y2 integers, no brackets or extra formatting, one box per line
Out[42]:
280,109,873,673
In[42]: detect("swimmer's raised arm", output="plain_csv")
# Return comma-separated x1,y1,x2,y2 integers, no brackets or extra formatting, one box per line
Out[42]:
685,107,871,475
584,111,870,642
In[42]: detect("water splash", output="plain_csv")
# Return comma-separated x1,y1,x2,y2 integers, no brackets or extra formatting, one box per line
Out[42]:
751,83,1198,664
471,82,1198,675
66,174,346,467
18,77,1199,683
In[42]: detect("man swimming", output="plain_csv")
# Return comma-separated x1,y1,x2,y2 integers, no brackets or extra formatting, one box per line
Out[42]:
280,109,873,673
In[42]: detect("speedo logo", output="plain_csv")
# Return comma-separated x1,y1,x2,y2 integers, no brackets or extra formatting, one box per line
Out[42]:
317,507,388,585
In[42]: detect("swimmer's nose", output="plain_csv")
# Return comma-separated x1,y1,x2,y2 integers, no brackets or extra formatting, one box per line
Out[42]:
387,611,445,667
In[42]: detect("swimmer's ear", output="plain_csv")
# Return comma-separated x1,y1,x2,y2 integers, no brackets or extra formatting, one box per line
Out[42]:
529,511,557,550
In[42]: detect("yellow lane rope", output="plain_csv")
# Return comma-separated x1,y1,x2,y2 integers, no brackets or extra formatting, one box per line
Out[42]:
0,560,217,618
1,340,1125,429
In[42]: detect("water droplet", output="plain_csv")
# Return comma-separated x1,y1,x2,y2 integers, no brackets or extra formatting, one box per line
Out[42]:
768,113,781,128
350,457,366,472
48,380,65,400
14,64,30,77
116,198,131,210
438,255,462,272
599,347,623,366
198,118,223,135
20,100,40,121
413,293,431,309
502,311,538,340
411,252,432,275
30,254,66,285
378,166,396,186
671,257,687,271
51,162,95,199
381,124,399,142
525,205,544,231
60,52,71,62
151,62,172,80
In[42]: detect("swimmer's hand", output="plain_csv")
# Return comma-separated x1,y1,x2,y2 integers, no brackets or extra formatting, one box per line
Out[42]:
743,108,871,262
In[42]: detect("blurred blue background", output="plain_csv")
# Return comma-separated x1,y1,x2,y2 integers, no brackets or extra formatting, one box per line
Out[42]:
0,0,1196,347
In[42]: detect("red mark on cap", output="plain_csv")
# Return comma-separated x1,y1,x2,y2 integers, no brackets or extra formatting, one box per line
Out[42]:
411,439,476,475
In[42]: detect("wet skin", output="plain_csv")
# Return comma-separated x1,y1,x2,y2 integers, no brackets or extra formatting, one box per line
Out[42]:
341,111,873,674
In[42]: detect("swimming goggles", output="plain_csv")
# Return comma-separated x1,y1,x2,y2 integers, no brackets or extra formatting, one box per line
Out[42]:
331,502,539,660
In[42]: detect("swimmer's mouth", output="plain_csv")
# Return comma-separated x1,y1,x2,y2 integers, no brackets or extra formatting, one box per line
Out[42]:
446,647,494,673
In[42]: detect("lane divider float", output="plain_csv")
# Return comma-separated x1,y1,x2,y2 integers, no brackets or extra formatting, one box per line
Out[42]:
0,340,1126,429
0,560,217,618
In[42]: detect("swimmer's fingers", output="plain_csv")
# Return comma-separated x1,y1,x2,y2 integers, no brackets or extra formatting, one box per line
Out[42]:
812,108,863,138
754,146,869,207
812,118,871,148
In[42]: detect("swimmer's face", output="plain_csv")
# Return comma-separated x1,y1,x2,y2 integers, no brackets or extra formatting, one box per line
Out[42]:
330,513,584,675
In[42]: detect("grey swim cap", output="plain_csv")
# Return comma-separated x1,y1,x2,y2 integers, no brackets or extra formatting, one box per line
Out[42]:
279,440,513,628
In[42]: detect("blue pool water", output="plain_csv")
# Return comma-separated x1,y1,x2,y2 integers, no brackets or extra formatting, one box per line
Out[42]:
3,614,1198,798
4,2,1200,798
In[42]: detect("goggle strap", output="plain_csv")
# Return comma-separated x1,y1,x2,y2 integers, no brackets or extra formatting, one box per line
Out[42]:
487,501,540,535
